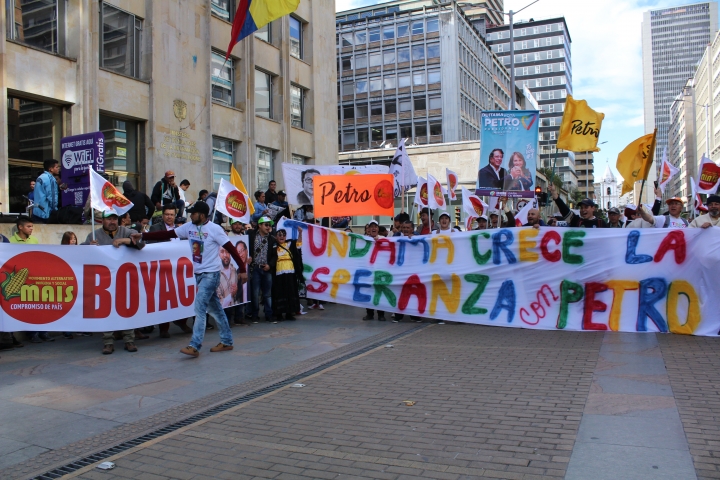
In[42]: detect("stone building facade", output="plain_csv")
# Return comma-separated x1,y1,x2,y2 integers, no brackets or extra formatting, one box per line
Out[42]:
0,0,337,213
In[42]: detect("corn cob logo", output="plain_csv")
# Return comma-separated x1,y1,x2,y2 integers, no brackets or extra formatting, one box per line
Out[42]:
0,252,78,324
0,267,29,301
101,181,131,208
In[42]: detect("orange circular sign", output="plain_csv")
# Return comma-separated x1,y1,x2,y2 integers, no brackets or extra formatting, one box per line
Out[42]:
0,252,78,324
433,182,445,206
374,180,394,209
419,183,429,205
448,173,458,190
225,191,248,218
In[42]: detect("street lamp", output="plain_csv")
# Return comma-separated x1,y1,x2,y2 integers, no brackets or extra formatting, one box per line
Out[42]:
458,0,541,110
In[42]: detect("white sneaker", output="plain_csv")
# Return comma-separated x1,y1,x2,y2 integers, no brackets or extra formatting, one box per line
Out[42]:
437,321,445,325
317,304,325,310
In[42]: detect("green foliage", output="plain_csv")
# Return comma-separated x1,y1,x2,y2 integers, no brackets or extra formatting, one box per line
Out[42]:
537,167,563,189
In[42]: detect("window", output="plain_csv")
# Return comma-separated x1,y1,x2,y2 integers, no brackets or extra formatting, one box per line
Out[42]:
357,129,369,144
606,187,611,195
385,99,396,114
212,52,234,106
413,72,425,86
428,95,441,109
427,69,440,84
213,137,234,191
290,17,302,59
256,23,271,42
397,23,409,37
426,18,439,33
355,31,367,45
355,54,367,69
100,3,142,78
399,99,412,112
400,123,412,138
371,126,383,142
397,47,410,63
211,0,235,21
398,74,411,88
256,146,274,189
370,77,382,91
412,21,424,35
341,32,353,47
429,120,442,136
414,96,426,111
290,85,305,128
369,52,382,67
412,45,425,61
356,104,368,117
415,122,427,139
255,70,272,118
291,154,307,165
383,75,396,90
343,105,354,119
386,127,398,141
341,56,352,71
355,80,368,94
383,26,394,40
426,43,440,59
370,102,383,116
7,0,66,53
100,114,138,174
384,49,395,65
369,28,380,42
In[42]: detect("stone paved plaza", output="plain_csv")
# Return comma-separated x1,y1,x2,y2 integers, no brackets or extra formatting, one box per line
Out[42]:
1,304,719,479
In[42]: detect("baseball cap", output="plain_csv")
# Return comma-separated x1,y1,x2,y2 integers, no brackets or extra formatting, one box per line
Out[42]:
478,215,488,221
665,197,684,204
258,216,274,225
489,209,500,217
608,207,620,214
367,220,379,226
578,198,596,207
439,212,451,219
707,195,720,205
164,170,176,178
102,211,118,218
187,202,210,216
277,190,286,196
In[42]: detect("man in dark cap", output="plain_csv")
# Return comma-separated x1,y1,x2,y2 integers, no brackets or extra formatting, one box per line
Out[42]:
607,207,623,228
690,195,720,228
548,185,606,228
122,180,155,222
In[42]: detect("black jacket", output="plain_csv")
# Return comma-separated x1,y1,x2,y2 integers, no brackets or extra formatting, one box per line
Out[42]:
123,186,155,222
554,196,607,228
478,165,507,190
246,230,278,272
151,179,180,207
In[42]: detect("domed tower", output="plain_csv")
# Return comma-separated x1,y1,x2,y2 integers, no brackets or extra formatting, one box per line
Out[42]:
598,165,618,210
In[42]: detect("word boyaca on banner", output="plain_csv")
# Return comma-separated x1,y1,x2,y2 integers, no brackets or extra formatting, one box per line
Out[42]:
299,223,720,335
0,243,195,332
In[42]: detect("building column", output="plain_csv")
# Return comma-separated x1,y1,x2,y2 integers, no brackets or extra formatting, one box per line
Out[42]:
0,1,9,208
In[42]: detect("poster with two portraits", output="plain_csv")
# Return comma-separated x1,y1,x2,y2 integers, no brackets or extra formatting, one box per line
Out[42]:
216,234,250,308
477,110,540,199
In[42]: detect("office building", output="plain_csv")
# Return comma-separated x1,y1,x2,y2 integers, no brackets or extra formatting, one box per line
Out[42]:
1,0,338,213
642,2,718,168
486,18,576,189
335,0,512,153
667,78,696,202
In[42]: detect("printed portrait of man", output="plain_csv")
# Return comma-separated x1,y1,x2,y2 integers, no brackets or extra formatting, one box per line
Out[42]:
478,148,507,190
234,239,249,304
297,168,320,205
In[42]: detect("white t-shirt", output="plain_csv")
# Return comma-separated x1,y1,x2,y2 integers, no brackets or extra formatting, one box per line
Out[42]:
652,215,688,229
174,221,230,273
433,228,455,235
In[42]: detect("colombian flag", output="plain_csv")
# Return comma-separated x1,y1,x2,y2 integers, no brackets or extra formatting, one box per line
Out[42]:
226,0,300,60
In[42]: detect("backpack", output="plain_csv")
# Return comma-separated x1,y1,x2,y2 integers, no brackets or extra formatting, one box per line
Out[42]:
663,215,689,228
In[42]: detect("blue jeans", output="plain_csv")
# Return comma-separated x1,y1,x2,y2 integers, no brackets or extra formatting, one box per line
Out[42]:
190,272,233,350
251,267,273,319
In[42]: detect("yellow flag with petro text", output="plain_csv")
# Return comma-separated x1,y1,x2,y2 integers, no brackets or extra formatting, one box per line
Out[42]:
616,130,657,196
556,95,605,152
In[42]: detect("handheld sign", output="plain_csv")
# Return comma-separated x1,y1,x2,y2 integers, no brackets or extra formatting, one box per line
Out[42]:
312,174,395,217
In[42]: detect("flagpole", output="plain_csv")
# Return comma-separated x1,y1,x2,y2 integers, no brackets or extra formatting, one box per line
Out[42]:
89,170,96,242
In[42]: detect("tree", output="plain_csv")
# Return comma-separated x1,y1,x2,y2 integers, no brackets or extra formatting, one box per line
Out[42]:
537,167,563,189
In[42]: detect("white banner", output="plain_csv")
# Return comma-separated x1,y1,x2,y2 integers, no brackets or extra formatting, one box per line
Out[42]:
281,163,389,206
298,223,720,336
0,243,195,332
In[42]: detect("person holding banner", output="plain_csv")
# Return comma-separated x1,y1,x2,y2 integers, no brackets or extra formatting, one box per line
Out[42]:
690,195,720,228
271,229,302,321
401,221,415,237
362,220,386,322
548,185,606,228
415,208,435,235
434,212,455,234
82,211,146,354
140,202,247,357
246,216,277,323
638,197,688,229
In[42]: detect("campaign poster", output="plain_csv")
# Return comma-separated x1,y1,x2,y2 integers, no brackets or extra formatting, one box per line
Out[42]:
477,111,539,199
281,163,389,206
217,235,250,308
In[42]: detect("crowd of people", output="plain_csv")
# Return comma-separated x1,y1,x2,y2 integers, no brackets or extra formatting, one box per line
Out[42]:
4,171,720,357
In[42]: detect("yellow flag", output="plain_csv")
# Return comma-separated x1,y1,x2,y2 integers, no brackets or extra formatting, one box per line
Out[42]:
616,130,657,196
230,166,254,215
556,95,605,152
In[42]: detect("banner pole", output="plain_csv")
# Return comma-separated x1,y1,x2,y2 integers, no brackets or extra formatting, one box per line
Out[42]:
91,208,96,242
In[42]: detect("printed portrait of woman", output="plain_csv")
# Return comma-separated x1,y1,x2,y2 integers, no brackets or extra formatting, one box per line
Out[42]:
503,152,534,191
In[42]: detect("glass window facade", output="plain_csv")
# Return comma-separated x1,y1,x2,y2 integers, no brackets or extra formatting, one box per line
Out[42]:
255,23,271,42
100,114,138,174
6,0,65,53
290,17,302,58
213,137,234,191
211,52,234,106
255,70,272,118
100,3,142,78
210,0,235,21
256,146,274,190
290,84,305,128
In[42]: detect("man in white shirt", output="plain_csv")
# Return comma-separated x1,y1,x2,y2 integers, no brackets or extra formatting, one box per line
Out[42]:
690,195,720,228
638,197,689,229
434,212,454,234
141,202,247,357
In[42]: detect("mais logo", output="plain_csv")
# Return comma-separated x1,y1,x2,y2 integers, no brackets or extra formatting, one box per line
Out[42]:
225,191,248,218
0,252,78,324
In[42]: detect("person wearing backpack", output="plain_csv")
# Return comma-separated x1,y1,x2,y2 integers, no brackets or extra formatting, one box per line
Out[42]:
638,197,688,229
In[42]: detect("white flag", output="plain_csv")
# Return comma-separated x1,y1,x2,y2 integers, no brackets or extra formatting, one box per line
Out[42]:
413,176,428,207
89,168,133,216
514,197,539,227
389,138,418,197
216,178,252,223
461,186,488,219
690,176,709,214
426,174,447,210
446,168,459,201
697,155,720,194
658,148,679,194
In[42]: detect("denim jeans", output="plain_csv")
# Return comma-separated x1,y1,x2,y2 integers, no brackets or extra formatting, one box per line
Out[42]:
190,271,233,350
251,267,273,319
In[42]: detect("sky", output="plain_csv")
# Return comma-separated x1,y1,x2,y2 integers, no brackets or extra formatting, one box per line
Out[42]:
334,0,719,184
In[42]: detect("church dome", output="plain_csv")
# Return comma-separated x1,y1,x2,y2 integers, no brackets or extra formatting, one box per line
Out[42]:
603,165,616,182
